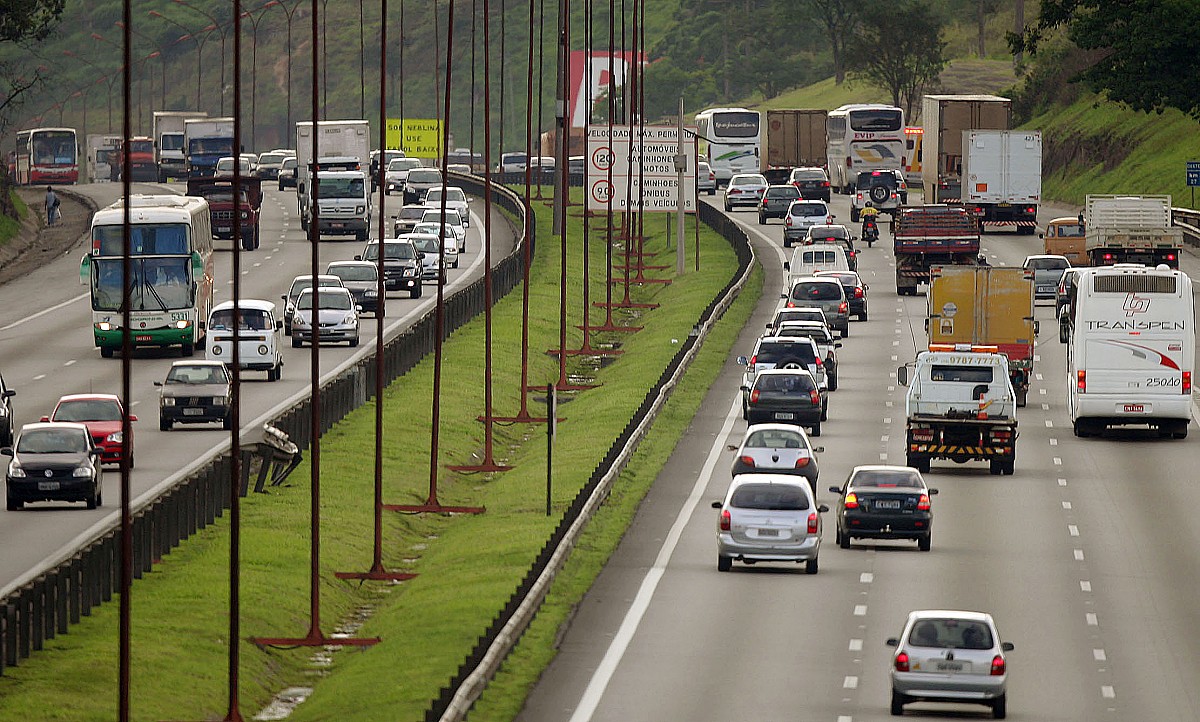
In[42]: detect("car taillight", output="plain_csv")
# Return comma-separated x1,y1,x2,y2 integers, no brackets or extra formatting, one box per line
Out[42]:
815,356,824,367
854,287,863,299
749,355,757,365
990,655,1006,676
844,492,859,509
795,457,810,468
839,301,848,313
786,301,795,308
1102,253,1114,262
719,509,731,531
1026,206,1036,214
709,172,715,180
809,389,820,405
894,651,909,672
845,156,853,167
826,215,834,224
739,455,756,468
1184,371,1192,394
786,216,793,226
1167,253,1177,261
807,512,818,534
750,389,761,403
916,494,931,511
1077,370,1086,393
821,181,830,187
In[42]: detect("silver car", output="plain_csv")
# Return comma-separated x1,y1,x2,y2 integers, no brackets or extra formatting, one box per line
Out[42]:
710,474,828,573
887,610,1014,718
766,306,829,335
773,321,841,390
729,424,821,493
697,161,717,195
1023,254,1071,300
783,200,834,246
405,232,448,283
290,287,359,348
782,276,849,337
723,173,768,212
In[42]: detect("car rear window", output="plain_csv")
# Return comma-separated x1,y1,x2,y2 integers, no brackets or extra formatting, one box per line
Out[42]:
850,469,923,488
777,326,833,344
801,250,839,264
929,365,993,383
791,170,826,181
754,373,817,393
730,483,810,511
858,171,897,188
790,281,843,302
791,202,828,216
774,309,825,325
745,428,807,449
907,619,993,650
1027,257,1069,270
754,341,818,364
766,186,800,198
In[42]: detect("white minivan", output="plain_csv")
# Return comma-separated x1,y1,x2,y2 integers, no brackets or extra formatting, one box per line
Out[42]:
785,243,851,286
207,299,284,381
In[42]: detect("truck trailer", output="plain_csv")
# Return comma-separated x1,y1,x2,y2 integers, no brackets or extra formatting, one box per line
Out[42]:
893,205,981,296
920,95,1011,203
762,109,828,181
1084,194,1183,268
961,130,1041,233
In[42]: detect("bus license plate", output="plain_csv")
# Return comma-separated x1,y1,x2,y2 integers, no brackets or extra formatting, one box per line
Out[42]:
136,335,152,342
217,226,231,233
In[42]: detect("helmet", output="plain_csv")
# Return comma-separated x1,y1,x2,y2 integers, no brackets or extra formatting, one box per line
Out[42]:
864,201,873,208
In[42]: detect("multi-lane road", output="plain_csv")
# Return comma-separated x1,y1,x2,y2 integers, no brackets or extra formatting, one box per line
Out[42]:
517,191,1200,721
0,180,516,594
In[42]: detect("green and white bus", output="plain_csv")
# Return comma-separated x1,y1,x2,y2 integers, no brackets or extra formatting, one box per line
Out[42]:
80,195,215,357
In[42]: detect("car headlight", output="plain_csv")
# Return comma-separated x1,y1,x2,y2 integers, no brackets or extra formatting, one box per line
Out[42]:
9,463,25,478
294,315,310,327
344,314,357,325
211,344,223,356
356,205,366,214
162,397,175,407
404,268,416,277
105,432,123,443
214,395,228,405
258,344,269,355
73,465,93,478
95,321,113,332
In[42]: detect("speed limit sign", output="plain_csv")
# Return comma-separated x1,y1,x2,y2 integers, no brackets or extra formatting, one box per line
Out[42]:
591,180,614,205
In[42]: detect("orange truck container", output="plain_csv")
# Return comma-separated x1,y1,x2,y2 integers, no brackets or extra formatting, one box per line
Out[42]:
927,265,1037,407
1041,216,1088,266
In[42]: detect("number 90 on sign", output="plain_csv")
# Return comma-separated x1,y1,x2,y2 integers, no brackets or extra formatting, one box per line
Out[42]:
591,180,614,205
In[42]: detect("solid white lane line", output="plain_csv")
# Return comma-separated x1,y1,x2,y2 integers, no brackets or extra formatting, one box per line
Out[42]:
0,292,88,332
566,394,742,722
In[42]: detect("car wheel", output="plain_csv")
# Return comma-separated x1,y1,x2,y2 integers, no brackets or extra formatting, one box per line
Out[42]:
992,693,1007,719
7,494,22,511
350,336,359,348
708,189,716,196
850,207,860,222
453,257,460,268
724,202,731,212
820,404,828,422
810,422,821,437
783,238,791,248
717,555,732,572
758,214,765,225
829,374,838,392
1174,421,1189,439
100,346,115,359
918,532,931,551
859,312,868,322
128,454,135,469
990,460,1005,475
181,343,194,357
805,557,818,575
741,399,748,421
411,286,422,299
1003,461,1015,476
838,528,850,549
841,325,850,338
291,337,302,348
222,415,233,431
160,417,171,432
891,689,906,716
907,454,929,473
86,485,98,510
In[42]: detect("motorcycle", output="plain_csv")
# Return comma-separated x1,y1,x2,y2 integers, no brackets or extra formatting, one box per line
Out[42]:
862,217,879,247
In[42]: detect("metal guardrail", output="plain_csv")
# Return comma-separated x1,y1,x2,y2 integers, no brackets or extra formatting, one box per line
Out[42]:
0,177,529,676
425,201,755,721
1172,207,1200,247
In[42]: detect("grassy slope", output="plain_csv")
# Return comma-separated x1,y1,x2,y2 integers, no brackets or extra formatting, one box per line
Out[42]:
0,192,28,247
0,192,739,721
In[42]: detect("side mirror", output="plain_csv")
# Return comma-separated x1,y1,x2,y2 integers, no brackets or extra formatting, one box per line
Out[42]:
0,448,12,457
782,261,790,271
153,381,164,387
281,294,287,301
780,292,787,299
2,389,13,398
1001,642,1015,652
863,284,870,291
812,446,824,453
834,343,843,348
1038,232,1044,239
816,504,829,513
928,488,939,495
851,235,859,241
710,501,723,509
828,485,842,494
739,385,750,392
736,356,748,365
354,255,362,261
1033,320,1041,335
897,366,909,386
276,320,284,330
886,638,899,647
726,444,738,451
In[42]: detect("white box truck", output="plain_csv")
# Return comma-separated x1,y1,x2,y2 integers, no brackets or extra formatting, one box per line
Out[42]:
921,95,1011,203
961,130,1042,234
295,120,371,239
153,111,207,182
86,133,122,183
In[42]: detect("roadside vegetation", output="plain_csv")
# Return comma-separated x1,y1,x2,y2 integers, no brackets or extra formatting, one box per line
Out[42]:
0,188,27,247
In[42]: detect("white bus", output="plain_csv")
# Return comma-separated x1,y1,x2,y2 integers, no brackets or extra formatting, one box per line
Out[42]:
1063,264,1194,438
825,104,906,194
80,195,215,358
694,108,762,185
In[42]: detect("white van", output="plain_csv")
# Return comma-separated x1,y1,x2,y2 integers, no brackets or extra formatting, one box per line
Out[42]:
1063,265,1194,438
785,242,851,286
207,299,284,381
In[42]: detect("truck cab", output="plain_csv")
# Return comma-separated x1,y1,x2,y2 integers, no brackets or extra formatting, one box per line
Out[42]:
185,176,264,251
301,158,371,241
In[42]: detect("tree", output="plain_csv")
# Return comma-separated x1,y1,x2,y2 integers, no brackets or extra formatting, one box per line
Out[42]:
0,0,65,133
1010,0,1200,119
846,0,947,118
804,0,859,84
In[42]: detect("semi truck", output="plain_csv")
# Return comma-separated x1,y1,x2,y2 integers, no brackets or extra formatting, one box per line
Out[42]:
920,95,1011,203
927,266,1037,407
961,130,1041,233
893,205,981,296
897,345,1019,475
762,109,828,182
1084,194,1183,268
184,117,235,179
153,111,207,182
111,136,158,182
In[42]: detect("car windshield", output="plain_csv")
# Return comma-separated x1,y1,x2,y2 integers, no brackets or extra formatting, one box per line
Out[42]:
53,400,121,422
858,171,897,188
209,308,272,331
908,619,994,650
808,226,848,240
17,428,88,454
407,169,443,184
820,272,858,284
282,159,296,170
413,223,454,239
774,310,824,325
289,278,340,299
362,243,416,261
791,203,828,216
410,236,440,254
388,159,421,171
766,186,800,198
297,291,352,311
851,469,923,488
753,341,818,365
400,207,427,220
260,153,284,165
1027,257,1069,270
166,365,228,384
422,211,462,225
730,483,810,511
790,281,843,302
316,177,365,199
426,188,466,203
754,373,816,392
329,265,377,281
745,428,807,449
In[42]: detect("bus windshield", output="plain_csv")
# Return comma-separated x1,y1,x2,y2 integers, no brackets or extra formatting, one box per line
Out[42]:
128,140,154,154
33,131,76,165
92,223,190,256
711,112,760,138
91,257,193,312
850,110,903,132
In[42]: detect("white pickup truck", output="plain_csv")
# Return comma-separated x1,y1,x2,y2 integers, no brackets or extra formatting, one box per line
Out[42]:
897,345,1018,475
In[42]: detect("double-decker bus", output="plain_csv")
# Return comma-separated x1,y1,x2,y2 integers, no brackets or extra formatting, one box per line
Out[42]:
14,127,79,185
80,195,214,358
825,104,905,194
694,107,762,185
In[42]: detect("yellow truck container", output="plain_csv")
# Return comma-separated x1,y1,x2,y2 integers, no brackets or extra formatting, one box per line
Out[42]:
927,265,1037,407
1041,216,1087,266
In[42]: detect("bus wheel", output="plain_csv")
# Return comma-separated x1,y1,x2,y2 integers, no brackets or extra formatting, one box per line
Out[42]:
181,343,194,357
100,346,114,359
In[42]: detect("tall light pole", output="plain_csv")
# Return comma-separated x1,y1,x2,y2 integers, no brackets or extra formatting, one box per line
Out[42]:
241,1,280,150
269,0,303,143
63,50,118,131
148,10,213,111
172,0,230,115
115,20,168,111
93,32,153,132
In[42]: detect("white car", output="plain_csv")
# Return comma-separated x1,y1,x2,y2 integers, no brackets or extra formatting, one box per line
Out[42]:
411,222,462,267
723,173,769,212
403,232,451,283
783,200,834,246
422,186,471,226
710,473,828,573
214,156,255,175
418,209,468,253
206,299,284,381
383,158,424,195
697,161,717,195
289,287,359,348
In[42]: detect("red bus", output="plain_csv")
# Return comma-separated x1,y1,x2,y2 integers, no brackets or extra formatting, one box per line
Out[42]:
14,127,79,185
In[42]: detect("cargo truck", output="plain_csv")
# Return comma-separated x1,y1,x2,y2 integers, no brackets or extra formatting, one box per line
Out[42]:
762,109,828,183
920,95,1011,203
184,117,235,179
294,119,370,221
893,205,981,296
927,266,1037,407
111,136,158,182
86,134,122,183
1084,194,1183,268
898,346,1019,475
154,111,207,182
186,175,264,251
961,130,1041,233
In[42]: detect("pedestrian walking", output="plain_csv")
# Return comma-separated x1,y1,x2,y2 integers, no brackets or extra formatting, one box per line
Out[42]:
45,186,60,226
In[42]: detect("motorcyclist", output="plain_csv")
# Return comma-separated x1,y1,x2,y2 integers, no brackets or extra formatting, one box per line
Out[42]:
977,254,991,266
860,202,880,244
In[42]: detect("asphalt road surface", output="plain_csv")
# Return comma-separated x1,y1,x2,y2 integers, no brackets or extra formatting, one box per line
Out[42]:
0,179,517,594
516,190,1200,722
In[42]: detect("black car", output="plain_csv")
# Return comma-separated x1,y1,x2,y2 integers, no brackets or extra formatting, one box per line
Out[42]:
816,270,869,322
0,373,14,446
788,166,832,202
355,240,423,298
741,369,824,436
830,465,937,551
758,184,801,224
155,361,233,431
4,422,103,510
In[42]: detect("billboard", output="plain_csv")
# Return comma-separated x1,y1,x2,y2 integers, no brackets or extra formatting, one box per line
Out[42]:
568,51,645,129
385,118,444,158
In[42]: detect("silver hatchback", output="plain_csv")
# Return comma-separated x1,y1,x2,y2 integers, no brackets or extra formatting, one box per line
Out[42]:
782,276,850,336
729,423,821,493
887,610,1014,718
711,474,828,574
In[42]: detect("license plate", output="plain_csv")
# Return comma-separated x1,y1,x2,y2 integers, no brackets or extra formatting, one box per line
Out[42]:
38,481,60,491
1123,404,1146,413
756,528,779,537
135,335,152,342
774,412,795,420
936,661,964,672
1038,285,1054,293
331,222,344,228
217,226,231,233
874,499,902,510
183,408,204,416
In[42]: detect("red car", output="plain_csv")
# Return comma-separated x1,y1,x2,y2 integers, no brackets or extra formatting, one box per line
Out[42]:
41,394,136,467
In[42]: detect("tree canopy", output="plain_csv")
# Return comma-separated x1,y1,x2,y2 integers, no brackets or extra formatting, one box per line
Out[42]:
847,0,947,118
0,0,65,133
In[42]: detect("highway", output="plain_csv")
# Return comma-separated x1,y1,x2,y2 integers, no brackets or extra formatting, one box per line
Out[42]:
0,180,516,593
516,191,1200,721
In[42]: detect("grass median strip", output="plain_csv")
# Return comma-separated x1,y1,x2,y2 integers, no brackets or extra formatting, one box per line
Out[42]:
0,191,741,721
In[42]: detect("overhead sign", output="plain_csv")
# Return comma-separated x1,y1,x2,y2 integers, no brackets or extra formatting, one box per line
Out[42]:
586,125,697,213
384,119,443,158
1187,160,1200,187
